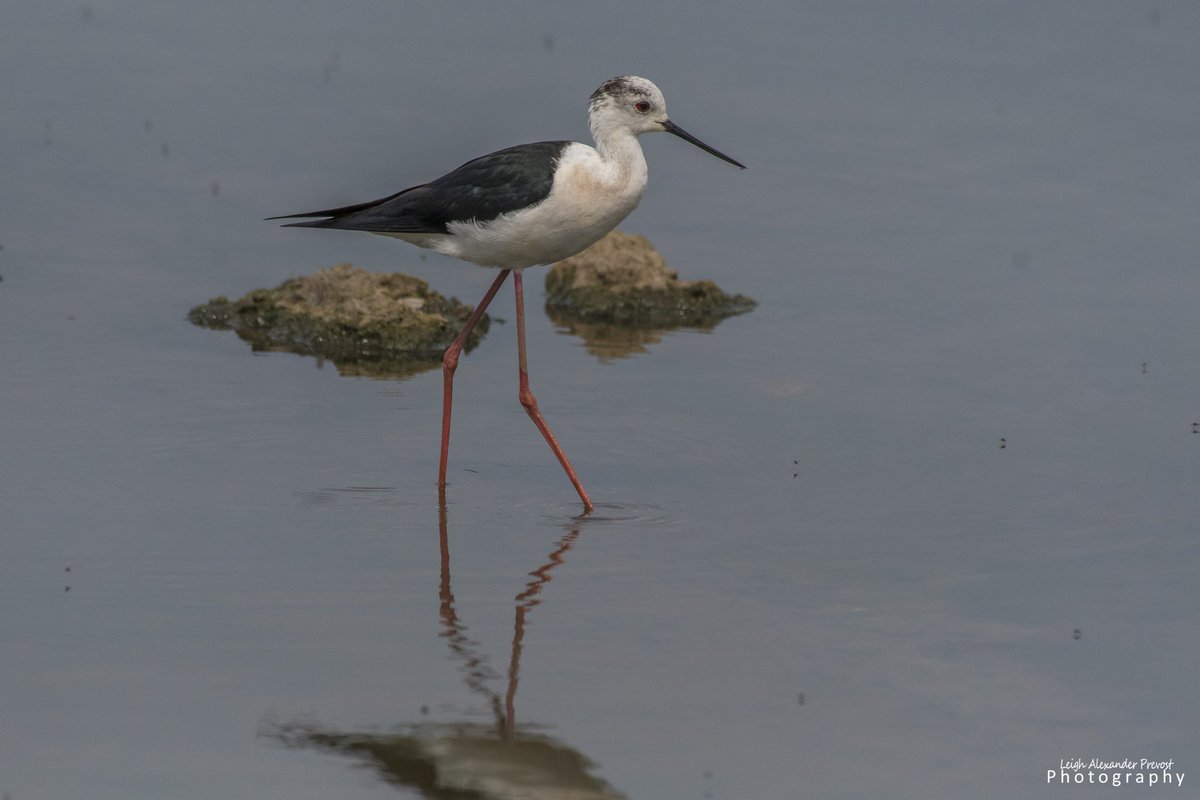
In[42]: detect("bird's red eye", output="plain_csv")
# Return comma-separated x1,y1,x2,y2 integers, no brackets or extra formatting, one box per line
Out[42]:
634,100,651,113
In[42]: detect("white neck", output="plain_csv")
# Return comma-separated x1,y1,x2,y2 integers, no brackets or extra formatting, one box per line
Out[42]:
589,115,648,187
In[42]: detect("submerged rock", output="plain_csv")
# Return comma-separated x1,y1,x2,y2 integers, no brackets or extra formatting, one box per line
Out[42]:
544,231,755,360
188,263,488,379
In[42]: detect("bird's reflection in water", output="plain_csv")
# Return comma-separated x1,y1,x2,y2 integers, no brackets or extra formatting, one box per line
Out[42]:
264,495,625,799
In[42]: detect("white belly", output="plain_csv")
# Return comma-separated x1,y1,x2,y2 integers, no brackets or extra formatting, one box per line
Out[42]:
434,142,648,269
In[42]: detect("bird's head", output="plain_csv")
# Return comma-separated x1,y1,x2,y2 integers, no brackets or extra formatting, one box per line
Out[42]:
588,75,745,169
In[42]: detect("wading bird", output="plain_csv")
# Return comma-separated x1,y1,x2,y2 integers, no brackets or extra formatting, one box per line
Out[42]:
270,76,744,514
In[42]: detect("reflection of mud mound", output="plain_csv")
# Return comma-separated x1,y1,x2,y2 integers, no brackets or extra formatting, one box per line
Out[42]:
265,720,626,800
544,318,668,362
188,263,489,379
544,231,755,360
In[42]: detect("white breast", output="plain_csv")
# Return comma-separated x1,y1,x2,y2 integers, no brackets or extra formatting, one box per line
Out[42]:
438,142,648,269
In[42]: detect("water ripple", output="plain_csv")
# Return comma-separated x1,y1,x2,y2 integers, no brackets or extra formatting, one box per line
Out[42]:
540,500,686,531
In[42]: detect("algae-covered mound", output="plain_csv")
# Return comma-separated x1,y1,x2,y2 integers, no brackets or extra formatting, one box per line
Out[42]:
544,230,756,326
544,231,755,360
188,263,488,379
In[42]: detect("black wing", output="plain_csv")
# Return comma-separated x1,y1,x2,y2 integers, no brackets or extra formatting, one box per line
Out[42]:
267,141,571,234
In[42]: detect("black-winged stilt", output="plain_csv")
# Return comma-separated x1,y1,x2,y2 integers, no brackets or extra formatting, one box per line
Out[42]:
269,76,744,514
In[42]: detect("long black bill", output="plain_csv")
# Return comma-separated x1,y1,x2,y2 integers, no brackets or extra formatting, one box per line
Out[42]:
662,119,746,170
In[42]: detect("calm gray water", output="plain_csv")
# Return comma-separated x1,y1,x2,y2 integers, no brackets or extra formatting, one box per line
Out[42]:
2,2,1198,798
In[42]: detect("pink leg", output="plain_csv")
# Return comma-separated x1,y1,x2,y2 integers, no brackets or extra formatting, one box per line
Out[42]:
439,269,510,488
513,271,594,514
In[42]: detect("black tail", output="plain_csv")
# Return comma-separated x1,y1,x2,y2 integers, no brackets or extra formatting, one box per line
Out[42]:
264,189,409,225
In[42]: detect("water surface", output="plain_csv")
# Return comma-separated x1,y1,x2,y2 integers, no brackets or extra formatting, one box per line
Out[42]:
2,2,1198,798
